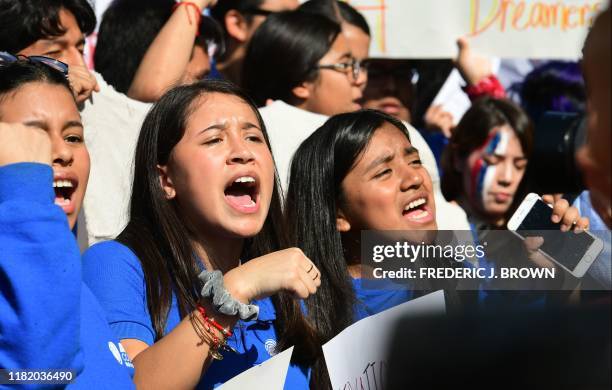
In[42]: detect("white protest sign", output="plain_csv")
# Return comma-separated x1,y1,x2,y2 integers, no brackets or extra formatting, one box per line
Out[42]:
322,290,446,390
346,0,608,59
218,346,294,390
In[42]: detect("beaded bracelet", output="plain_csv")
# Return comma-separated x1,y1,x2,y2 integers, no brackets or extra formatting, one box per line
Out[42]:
189,307,237,361
197,305,233,338
189,312,222,360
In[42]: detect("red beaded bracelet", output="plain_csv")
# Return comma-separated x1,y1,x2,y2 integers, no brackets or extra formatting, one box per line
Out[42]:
197,304,233,338
172,1,202,36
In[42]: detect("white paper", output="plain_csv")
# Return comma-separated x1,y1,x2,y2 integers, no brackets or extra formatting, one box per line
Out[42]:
218,346,294,390
432,59,501,125
346,0,608,59
322,290,446,389
431,69,473,126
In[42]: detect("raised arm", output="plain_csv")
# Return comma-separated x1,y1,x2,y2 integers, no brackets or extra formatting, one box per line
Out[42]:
127,0,217,102
455,37,505,101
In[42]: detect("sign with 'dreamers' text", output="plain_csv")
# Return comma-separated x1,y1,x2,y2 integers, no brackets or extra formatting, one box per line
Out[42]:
347,0,608,58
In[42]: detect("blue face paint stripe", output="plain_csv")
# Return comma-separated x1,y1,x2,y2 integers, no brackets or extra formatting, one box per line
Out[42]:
484,132,501,155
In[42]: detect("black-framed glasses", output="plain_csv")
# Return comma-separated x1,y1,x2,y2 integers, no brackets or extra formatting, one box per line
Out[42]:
0,51,69,77
314,57,367,82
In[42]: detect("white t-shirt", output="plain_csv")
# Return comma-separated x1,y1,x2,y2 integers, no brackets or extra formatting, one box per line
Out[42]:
80,73,151,246
259,100,470,230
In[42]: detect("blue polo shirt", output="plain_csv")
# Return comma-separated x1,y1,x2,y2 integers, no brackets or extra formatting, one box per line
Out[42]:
82,240,309,389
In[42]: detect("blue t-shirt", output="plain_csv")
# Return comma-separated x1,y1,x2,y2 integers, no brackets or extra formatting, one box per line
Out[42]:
0,163,134,389
351,278,415,321
82,241,309,389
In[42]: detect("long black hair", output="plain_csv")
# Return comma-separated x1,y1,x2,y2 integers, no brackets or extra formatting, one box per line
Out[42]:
241,10,341,107
117,78,317,364
285,109,411,389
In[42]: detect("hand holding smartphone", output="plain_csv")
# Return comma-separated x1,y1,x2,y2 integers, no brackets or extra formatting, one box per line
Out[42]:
507,193,603,278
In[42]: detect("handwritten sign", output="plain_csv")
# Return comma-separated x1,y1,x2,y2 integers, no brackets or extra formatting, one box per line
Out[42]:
346,0,608,58
322,291,446,390
218,346,294,390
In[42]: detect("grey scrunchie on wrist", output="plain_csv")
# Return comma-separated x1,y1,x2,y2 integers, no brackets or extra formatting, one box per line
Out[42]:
198,270,259,321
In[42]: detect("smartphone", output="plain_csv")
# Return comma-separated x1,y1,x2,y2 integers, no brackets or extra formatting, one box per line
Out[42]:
507,193,603,278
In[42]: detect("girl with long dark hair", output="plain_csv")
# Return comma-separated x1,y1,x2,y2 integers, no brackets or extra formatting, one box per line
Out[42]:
83,79,319,389
285,109,445,388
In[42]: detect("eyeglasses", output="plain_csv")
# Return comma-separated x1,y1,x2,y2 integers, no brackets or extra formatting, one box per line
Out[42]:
0,51,69,77
314,57,367,82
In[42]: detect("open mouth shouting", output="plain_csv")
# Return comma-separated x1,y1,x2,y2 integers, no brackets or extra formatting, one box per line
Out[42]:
224,173,261,214
53,173,79,215
402,193,434,224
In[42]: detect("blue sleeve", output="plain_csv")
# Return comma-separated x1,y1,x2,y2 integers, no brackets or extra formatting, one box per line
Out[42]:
82,241,156,345
0,163,83,374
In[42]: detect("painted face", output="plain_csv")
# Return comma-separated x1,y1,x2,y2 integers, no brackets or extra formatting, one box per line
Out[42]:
300,34,363,116
0,82,90,229
462,126,527,218
337,123,437,234
18,8,86,68
160,93,275,239
361,59,413,122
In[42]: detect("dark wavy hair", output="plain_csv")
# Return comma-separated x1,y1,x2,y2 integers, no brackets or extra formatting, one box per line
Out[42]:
0,0,96,54
116,78,317,366
0,59,72,107
242,10,341,107
440,97,534,219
